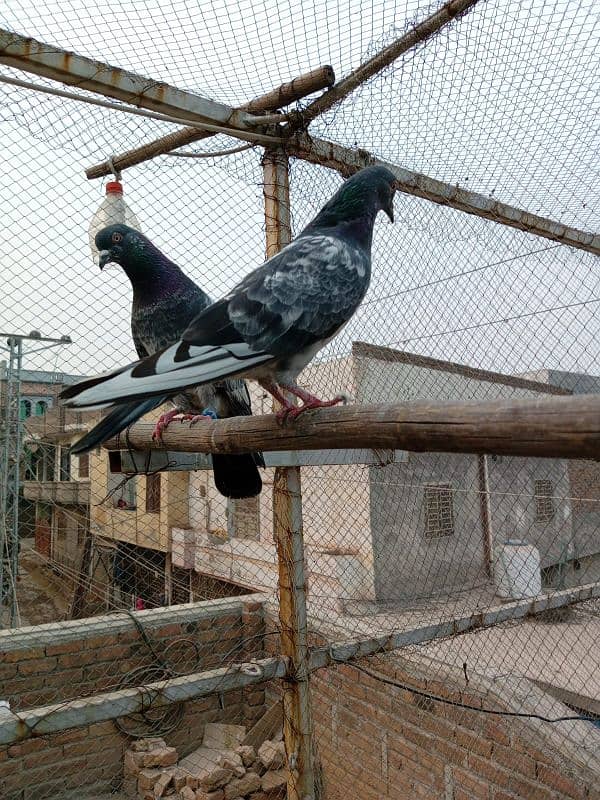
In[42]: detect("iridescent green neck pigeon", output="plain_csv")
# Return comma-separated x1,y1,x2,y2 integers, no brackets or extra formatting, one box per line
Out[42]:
62,166,396,423
70,225,263,499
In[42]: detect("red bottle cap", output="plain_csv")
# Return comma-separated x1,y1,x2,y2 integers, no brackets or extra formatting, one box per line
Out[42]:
106,181,123,195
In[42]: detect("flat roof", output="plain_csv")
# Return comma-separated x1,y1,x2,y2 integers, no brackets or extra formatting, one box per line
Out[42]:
352,342,571,396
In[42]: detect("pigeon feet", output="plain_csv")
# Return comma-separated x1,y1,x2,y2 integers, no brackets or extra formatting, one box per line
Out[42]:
152,409,183,441
152,409,215,441
276,393,350,423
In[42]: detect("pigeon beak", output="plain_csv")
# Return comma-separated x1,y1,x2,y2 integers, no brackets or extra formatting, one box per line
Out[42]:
98,250,111,270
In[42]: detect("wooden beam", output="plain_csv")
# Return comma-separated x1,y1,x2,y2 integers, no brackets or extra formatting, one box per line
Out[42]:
0,29,254,130
85,65,335,179
283,135,600,256
103,394,600,461
288,0,482,128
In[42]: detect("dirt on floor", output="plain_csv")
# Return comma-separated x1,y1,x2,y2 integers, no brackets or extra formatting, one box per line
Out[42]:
14,539,71,626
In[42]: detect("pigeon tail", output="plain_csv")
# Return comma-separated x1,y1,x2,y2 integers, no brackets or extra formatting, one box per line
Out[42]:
212,453,263,499
70,397,168,454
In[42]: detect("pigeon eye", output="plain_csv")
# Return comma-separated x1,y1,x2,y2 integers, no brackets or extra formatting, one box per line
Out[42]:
112,232,123,243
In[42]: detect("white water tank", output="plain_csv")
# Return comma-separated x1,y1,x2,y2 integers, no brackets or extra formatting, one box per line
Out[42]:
494,539,541,600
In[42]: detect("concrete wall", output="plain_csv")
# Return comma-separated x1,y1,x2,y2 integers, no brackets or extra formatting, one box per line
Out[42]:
354,347,574,601
90,445,189,553
187,356,377,606
487,455,573,567
519,368,600,563
0,597,267,799
369,453,486,601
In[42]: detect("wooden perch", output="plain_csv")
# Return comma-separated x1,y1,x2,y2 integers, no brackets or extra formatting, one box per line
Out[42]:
103,394,600,461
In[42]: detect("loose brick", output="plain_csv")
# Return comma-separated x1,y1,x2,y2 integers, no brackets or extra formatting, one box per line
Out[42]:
141,746,178,768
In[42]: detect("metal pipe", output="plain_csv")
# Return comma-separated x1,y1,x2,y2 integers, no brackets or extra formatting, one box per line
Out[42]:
283,134,600,256
0,28,254,130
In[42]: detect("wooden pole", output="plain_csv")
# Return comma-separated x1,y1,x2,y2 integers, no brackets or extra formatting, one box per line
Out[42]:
477,455,494,578
263,149,316,800
287,0,482,129
85,65,335,179
103,393,600,461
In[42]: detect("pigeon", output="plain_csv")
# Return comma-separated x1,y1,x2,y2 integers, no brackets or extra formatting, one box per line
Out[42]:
70,224,263,499
61,166,396,425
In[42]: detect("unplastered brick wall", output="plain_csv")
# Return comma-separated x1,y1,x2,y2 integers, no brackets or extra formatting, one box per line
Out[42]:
311,658,600,800
0,595,268,800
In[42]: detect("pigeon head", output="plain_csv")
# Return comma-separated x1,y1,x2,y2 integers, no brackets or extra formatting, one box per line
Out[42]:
308,165,397,238
95,224,146,271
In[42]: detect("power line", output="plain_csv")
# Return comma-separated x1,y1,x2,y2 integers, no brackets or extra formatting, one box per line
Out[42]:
360,243,564,307
390,297,600,346
336,660,599,724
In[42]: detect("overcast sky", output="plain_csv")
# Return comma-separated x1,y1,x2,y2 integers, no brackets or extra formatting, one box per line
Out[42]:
0,0,599,384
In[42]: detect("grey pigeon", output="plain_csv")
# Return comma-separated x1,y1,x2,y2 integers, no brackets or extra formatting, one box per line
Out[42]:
61,166,396,422
70,225,263,499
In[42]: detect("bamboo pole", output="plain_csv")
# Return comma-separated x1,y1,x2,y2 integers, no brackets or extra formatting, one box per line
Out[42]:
85,65,335,179
103,394,600,461
263,149,316,800
286,0,483,129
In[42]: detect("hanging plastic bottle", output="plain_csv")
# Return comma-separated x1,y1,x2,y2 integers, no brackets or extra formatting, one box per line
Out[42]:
88,180,142,265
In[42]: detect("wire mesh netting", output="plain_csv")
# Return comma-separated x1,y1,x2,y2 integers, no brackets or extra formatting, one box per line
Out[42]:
1,1,600,799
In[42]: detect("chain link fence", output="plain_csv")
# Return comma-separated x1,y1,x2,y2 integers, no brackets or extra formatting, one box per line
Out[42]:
1,1,600,799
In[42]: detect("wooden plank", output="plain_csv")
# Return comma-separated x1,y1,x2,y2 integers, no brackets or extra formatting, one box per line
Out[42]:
241,699,284,749
112,448,407,474
103,394,600,461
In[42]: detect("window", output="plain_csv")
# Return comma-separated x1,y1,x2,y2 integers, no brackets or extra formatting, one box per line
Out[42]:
534,479,554,522
145,473,161,513
59,446,71,481
35,400,48,416
78,453,89,479
19,399,32,419
423,484,455,539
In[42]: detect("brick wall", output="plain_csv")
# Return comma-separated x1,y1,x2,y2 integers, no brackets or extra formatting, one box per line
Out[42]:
311,659,600,800
0,596,267,799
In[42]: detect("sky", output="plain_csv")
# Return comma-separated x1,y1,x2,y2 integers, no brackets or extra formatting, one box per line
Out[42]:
0,0,599,384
